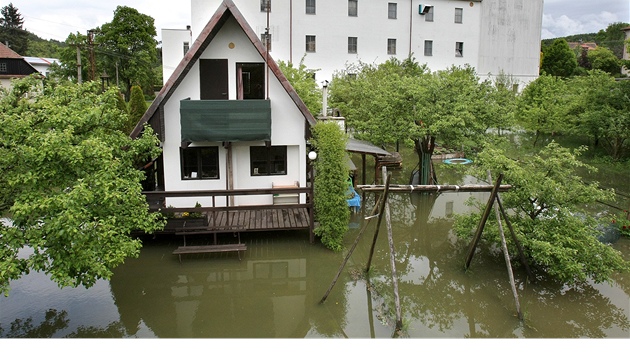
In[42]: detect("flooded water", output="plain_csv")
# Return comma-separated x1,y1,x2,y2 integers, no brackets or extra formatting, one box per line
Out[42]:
1,160,629,339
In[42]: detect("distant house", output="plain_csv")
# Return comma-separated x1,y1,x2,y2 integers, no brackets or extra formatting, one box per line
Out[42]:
130,0,316,214
23,56,60,77
568,42,598,52
0,42,38,89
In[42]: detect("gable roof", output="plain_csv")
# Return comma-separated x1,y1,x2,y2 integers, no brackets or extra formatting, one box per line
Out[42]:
130,0,316,139
0,42,22,58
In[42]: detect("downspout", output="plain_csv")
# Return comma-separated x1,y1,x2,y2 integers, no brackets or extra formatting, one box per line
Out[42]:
290,0,293,64
409,0,413,56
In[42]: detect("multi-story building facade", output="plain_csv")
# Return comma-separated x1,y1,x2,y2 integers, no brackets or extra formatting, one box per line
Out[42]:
163,0,543,90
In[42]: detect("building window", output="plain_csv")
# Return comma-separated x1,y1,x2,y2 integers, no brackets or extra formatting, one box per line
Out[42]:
306,35,316,52
261,33,271,51
348,37,357,54
387,38,396,55
348,0,358,17
251,146,287,176
455,8,463,23
183,42,189,55
261,0,271,12
425,6,434,21
388,3,397,19
181,146,219,180
0,62,6,73
306,0,316,14
455,42,464,57
424,40,433,56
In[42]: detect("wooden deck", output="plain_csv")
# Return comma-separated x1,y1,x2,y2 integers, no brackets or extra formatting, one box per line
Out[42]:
206,208,311,232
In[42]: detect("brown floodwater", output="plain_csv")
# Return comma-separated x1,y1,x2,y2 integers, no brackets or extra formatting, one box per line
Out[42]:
1,160,629,339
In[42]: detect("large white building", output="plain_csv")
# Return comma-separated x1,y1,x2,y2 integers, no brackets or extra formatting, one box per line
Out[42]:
163,0,544,89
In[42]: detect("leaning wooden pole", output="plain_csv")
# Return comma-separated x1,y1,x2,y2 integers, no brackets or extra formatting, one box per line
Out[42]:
320,195,383,304
365,173,392,273
488,171,523,321
496,194,534,280
381,166,403,331
464,173,503,269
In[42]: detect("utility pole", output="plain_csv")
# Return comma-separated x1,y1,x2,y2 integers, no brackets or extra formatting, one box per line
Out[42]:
76,45,82,84
87,30,96,81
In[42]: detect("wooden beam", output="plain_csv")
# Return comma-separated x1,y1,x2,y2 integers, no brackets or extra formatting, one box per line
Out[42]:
366,173,392,272
381,166,403,331
357,184,511,192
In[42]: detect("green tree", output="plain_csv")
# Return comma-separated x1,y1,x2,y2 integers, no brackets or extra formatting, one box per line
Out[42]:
0,3,28,55
0,77,164,295
311,121,350,251
454,142,629,285
95,6,158,98
278,57,322,117
50,32,90,83
541,38,578,77
595,22,630,59
127,85,147,134
25,33,65,58
587,46,622,76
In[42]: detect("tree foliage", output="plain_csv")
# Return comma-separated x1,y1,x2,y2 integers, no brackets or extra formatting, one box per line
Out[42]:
127,85,147,134
0,76,165,295
95,6,158,97
454,142,629,285
278,57,322,117
51,32,91,83
541,39,578,78
595,22,630,59
0,3,28,55
587,46,621,76
311,122,350,251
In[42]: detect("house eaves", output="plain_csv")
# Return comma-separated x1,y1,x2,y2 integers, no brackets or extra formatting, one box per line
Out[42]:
130,0,316,140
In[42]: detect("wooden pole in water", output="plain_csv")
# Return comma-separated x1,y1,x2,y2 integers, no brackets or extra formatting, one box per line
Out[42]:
464,173,503,269
365,173,392,273
381,166,403,331
319,194,383,304
496,194,534,280
488,171,523,321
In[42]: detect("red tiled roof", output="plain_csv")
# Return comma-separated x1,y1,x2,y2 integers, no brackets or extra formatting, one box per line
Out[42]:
0,41,23,58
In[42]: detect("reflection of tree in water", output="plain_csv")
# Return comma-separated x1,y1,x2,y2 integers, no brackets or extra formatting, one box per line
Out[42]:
0,309,128,338
355,192,629,337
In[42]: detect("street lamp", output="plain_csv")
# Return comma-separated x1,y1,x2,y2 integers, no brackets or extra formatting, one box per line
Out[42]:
100,71,110,92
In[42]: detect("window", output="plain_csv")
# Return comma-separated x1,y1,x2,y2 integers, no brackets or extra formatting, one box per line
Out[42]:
306,0,316,14
425,6,434,21
348,0,358,17
0,62,6,73
455,8,463,23
387,38,396,55
261,0,271,12
251,146,287,176
348,37,357,54
455,42,464,57
183,42,189,55
306,35,316,52
388,3,397,19
261,32,271,51
237,63,265,100
181,147,219,180
424,40,433,56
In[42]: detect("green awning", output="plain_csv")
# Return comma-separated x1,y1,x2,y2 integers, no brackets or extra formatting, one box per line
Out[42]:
180,99,271,143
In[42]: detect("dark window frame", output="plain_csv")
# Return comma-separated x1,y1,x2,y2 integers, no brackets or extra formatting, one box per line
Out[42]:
261,0,271,12
250,146,288,176
424,40,433,56
348,37,358,54
180,146,220,180
425,6,434,22
306,0,316,14
348,0,358,17
387,38,396,55
388,3,397,19
455,8,463,23
306,35,316,52
455,42,464,57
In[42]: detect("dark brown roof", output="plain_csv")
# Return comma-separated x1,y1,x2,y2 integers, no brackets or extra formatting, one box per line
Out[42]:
130,0,316,139
0,42,23,58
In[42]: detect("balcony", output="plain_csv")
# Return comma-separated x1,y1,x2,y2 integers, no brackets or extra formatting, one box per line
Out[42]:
180,99,271,143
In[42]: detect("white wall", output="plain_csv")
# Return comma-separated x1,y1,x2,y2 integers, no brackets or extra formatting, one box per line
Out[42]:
162,16,308,208
161,28,193,85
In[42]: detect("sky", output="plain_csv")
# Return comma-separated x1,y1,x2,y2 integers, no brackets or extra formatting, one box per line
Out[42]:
5,0,630,43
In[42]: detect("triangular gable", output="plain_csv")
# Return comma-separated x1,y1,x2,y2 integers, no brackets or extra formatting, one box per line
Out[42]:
130,0,316,139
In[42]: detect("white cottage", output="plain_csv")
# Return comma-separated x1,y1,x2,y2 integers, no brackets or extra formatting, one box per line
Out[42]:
131,0,317,240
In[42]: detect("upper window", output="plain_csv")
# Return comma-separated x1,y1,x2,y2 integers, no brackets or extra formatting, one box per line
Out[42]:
455,42,464,57
251,146,287,176
306,0,316,14
424,40,433,56
261,0,271,12
387,38,396,55
0,62,6,73
181,146,219,180
455,8,463,23
388,3,397,19
348,37,357,54
348,0,358,17
425,6,434,22
306,35,316,52
183,42,189,55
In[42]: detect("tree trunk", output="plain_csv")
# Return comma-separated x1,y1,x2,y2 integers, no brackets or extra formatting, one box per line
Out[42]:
414,135,436,185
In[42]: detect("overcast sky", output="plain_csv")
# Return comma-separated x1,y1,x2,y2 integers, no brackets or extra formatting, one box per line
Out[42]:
6,0,630,42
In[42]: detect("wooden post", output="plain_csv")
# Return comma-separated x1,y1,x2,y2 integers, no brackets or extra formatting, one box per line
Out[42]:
464,173,503,269
381,166,403,331
365,173,392,272
320,195,383,304
496,194,534,280
489,171,523,321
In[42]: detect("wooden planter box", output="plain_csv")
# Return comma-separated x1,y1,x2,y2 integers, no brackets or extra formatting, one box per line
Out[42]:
164,217,207,231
